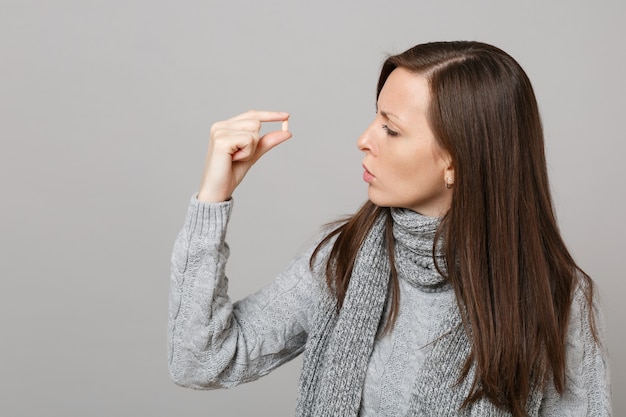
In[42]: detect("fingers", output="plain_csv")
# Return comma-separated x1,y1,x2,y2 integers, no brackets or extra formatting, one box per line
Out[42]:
198,110,292,203
230,110,289,123
211,111,291,161
215,131,260,162
252,130,292,160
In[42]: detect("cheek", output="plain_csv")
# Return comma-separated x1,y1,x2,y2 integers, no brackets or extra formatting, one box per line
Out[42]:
394,162,421,184
393,148,444,188
392,147,429,177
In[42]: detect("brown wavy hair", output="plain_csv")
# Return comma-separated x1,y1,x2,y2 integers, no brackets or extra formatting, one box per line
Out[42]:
311,41,596,416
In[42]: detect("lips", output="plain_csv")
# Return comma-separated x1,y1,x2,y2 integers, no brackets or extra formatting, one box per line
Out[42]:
362,164,375,183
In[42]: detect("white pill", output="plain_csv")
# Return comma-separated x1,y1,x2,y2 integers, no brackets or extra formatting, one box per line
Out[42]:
282,120,289,132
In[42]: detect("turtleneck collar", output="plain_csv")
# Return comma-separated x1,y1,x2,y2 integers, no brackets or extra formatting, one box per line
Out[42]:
390,207,448,291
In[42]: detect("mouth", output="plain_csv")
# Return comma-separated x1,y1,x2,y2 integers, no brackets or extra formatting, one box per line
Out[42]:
362,164,375,183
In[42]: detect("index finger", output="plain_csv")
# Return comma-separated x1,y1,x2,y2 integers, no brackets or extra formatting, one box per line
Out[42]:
230,110,290,123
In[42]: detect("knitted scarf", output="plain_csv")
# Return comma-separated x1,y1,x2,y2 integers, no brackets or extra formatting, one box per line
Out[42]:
296,208,542,417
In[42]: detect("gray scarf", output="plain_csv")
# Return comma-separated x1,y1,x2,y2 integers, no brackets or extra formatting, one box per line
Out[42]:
296,208,542,417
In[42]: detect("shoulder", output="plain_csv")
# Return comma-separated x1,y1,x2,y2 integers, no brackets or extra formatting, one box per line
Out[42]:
569,271,603,335
249,229,337,303
567,272,604,349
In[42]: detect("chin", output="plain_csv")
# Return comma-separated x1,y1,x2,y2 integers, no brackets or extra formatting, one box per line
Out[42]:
368,193,399,209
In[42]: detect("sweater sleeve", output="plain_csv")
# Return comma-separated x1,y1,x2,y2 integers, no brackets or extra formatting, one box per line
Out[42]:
539,283,613,416
168,195,327,389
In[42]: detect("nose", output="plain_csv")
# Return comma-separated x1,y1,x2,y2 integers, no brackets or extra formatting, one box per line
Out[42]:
357,121,376,153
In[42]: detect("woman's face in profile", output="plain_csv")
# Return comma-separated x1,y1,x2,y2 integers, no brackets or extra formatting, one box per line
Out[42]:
357,68,453,217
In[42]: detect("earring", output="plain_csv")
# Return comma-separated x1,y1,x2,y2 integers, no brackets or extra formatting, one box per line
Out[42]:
445,177,453,189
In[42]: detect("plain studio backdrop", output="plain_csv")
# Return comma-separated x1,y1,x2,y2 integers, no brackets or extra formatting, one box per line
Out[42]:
1,0,624,415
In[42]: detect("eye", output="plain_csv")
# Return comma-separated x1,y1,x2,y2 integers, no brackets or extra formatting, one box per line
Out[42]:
382,124,399,137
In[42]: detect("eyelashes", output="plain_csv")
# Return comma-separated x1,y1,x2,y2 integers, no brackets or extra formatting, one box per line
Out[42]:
382,124,399,137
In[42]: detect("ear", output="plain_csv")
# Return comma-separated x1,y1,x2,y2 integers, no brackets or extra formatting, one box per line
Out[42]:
442,152,455,188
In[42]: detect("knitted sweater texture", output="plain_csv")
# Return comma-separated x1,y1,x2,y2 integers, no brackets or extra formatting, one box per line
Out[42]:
168,197,612,416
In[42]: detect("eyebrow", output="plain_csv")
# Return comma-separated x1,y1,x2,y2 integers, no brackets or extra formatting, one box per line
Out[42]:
380,110,403,123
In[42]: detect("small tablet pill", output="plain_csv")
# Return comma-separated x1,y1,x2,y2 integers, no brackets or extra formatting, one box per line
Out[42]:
282,120,289,132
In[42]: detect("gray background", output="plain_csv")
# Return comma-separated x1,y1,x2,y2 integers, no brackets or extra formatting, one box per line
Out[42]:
1,0,624,415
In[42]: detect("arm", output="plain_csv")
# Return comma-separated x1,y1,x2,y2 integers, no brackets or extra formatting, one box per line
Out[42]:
168,196,326,389
539,284,612,416
168,110,308,388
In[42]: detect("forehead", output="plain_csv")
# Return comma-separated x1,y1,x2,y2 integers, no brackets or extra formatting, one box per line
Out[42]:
377,68,431,118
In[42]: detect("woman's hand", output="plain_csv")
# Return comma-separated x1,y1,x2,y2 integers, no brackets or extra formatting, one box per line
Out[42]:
198,110,292,202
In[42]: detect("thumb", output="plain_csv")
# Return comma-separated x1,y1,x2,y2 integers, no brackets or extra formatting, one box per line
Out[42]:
254,130,293,159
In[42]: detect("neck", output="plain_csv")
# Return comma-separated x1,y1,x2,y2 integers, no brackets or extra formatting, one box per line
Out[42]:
391,207,447,291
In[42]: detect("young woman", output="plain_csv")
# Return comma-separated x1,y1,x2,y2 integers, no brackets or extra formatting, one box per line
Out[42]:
168,41,612,416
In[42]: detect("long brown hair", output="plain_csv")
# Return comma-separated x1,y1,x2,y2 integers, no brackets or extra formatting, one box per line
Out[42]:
311,41,597,416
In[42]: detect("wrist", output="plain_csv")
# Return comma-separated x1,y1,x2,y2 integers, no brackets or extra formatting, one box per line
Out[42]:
197,189,231,203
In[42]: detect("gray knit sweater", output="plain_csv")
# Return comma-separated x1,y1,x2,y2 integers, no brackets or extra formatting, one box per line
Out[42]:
168,197,612,416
